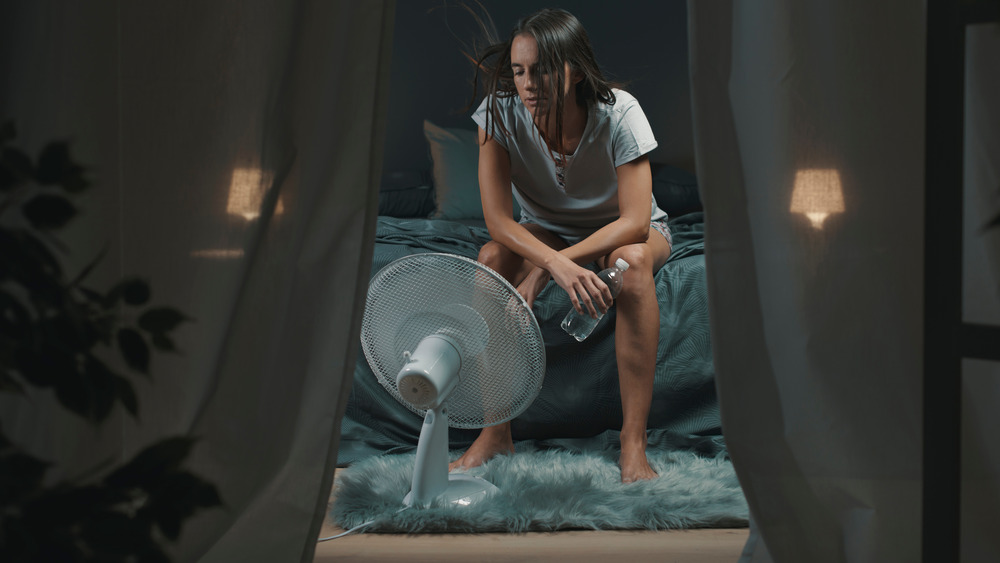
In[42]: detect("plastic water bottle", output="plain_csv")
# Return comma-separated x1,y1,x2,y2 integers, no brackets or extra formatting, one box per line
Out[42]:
560,258,630,342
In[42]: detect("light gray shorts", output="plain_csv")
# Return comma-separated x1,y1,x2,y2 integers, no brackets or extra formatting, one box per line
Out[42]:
519,216,673,248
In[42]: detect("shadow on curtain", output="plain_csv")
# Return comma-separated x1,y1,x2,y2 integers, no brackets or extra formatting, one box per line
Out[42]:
0,1,393,561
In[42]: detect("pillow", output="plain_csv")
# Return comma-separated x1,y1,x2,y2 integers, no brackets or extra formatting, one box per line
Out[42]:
378,185,435,218
378,170,434,218
651,163,702,217
423,120,483,220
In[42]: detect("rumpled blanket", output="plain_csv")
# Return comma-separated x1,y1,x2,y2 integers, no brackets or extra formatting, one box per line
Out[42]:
338,212,723,464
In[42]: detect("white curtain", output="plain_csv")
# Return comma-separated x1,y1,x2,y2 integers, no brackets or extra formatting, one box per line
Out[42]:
961,22,1000,563
0,1,393,561
689,2,1000,562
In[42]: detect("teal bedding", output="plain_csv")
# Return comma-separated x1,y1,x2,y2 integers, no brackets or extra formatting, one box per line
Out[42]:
338,212,722,464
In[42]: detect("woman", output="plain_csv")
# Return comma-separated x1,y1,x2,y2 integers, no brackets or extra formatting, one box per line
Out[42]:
450,8,672,483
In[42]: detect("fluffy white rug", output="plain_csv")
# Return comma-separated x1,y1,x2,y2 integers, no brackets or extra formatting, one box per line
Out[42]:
330,449,748,533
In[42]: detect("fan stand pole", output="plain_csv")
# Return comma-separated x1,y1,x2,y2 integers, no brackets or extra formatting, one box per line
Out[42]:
403,406,500,508
405,406,450,506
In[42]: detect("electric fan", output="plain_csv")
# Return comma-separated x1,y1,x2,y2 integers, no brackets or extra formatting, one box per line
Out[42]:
360,253,545,508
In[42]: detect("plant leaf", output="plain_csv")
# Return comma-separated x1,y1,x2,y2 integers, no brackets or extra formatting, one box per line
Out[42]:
117,328,150,375
0,146,33,192
148,503,184,541
14,347,68,389
22,194,77,230
52,361,93,420
137,307,189,334
106,277,151,308
39,311,93,354
23,482,125,525
0,441,51,504
35,141,89,192
79,511,154,556
141,471,223,541
84,356,119,422
0,229,64,284
76,285,105,304
69,245,109,288
104,436,197,490
150,332,177,353
114,373,139,418
122,278,151,306
0,289,31,343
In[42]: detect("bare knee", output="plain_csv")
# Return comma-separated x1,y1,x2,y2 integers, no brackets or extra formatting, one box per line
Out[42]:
609,245,653,275
479,241,508,268
609,245,655,299
478,241,521,280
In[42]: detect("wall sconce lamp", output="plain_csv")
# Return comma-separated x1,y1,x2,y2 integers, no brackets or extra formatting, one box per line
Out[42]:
790,168,844,229
226,167,283,220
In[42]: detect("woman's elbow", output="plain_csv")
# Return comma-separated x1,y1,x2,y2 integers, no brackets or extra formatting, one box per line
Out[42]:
626,219,650,243
485,214,517,242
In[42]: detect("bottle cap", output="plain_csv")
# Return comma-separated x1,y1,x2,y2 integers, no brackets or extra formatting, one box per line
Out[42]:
615,258,629,271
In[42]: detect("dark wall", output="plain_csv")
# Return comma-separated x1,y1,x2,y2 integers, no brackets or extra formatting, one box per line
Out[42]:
381,0,694,179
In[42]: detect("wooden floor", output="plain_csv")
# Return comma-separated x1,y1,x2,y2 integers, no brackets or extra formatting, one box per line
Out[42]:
314,517,749,562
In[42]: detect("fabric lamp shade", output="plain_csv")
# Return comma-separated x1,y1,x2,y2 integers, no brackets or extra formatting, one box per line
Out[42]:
790,168,845,228
226,167,282,220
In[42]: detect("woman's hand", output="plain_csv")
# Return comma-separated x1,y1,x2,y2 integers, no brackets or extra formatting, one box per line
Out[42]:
544,254,612,319
516,266,550,309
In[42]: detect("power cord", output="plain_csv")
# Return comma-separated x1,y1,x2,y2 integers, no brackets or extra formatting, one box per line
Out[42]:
317,506,411,542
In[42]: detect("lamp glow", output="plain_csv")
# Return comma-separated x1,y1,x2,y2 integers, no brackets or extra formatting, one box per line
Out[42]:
790,168,844,229
226,168,282,220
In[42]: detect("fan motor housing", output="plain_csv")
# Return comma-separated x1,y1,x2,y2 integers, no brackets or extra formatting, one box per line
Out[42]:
396,334,462,409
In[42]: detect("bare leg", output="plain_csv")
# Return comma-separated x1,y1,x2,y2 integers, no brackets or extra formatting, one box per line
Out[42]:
450,225,567,472
607,228,671,483
449,422,514,471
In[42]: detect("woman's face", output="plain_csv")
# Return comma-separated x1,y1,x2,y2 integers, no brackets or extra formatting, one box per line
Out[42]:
510,33,579,115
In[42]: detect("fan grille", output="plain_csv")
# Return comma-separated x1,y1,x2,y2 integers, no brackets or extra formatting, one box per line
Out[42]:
361,253,545,429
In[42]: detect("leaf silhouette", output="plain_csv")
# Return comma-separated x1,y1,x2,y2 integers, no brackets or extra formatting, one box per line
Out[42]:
140,471,223,541
151,333,177,352
138,307,189,334
114,374,139,418
2,125,216,559
22,194,77,230
52,363,92,419
1,146,32,192
104,437,196,490
106,277,151,308
0,442,51,504
35,141,88,192
117,328,150,375
85,356,121,422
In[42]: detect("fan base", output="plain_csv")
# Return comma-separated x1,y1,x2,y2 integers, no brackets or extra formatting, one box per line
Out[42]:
403,473,499,508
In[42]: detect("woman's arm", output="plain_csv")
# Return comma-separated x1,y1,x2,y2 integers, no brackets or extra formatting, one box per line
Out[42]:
516,155,654,313
478,127,612,316
557,155,653,265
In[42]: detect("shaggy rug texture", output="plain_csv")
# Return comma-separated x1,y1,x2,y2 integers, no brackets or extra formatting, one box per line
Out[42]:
330,448,748,533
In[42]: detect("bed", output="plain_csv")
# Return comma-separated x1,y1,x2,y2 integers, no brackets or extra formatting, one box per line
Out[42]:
337,121,721,465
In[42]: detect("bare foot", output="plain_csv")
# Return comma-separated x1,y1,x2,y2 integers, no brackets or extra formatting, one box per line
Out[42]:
449,423,514,472
620,435,658,483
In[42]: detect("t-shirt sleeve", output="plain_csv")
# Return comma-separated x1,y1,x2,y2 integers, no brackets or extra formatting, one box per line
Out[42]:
611,96,657,167
471,95,509,151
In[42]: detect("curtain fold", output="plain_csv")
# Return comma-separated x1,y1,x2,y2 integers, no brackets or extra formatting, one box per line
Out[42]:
688,2,927,560
960,24,1000,563
0,1,393,561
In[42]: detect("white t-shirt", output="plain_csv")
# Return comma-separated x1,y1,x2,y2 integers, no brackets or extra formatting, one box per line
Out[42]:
472,89,667,239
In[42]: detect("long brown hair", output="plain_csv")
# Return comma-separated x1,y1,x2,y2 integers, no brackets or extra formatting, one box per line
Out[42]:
468,8,618,155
